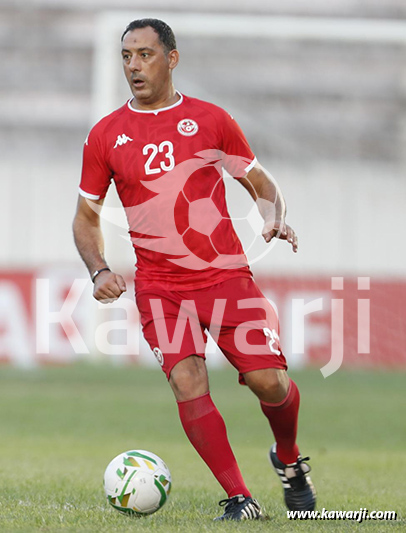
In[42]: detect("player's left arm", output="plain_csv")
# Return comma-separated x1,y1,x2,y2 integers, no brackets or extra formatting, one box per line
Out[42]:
238,161,298,252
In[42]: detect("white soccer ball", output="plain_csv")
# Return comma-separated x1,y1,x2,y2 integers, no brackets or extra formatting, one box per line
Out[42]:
103,450,172,516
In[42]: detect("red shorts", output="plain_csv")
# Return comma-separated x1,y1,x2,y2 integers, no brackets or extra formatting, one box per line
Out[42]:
136,276,287,384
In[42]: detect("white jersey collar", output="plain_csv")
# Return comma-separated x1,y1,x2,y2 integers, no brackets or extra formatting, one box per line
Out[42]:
127,91,183,115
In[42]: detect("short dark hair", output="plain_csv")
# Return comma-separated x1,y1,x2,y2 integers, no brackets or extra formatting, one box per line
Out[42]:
121,18,177,54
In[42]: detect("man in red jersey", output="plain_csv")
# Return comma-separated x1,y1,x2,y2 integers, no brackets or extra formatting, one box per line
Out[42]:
73,18,316,520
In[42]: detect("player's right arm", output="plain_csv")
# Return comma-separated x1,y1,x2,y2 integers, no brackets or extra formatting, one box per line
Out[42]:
73,195,126,303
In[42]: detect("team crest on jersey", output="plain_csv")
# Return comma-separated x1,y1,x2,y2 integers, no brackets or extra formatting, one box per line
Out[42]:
153,347,164,366
177,118,199,137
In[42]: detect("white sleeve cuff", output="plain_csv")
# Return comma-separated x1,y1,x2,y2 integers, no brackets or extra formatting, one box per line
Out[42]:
244,156,257,174
78,187,101,200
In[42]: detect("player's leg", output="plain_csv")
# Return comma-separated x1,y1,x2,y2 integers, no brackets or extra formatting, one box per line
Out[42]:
209,277,300,464
213,277,315,511
170,356,254,506
168,353,209,400
243,367,316,509
136,290,259,518
223,354,315,513
171,357,262,520
242,367,300,464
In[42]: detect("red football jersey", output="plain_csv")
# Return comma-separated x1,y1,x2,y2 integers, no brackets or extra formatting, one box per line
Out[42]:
79,92,257,290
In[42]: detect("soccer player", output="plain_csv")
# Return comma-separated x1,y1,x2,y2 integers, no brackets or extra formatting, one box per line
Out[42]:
73,18,316,521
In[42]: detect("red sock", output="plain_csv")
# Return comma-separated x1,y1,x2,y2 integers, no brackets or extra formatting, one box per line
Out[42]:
177,392,251,498
260,379,300,464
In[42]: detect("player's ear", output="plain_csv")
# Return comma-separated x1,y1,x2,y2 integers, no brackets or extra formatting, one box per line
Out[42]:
168,49,179,70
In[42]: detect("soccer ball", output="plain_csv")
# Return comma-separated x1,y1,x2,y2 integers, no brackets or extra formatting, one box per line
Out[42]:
103,450,172,516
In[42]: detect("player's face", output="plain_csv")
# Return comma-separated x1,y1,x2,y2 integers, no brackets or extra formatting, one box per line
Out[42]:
121,27,179,106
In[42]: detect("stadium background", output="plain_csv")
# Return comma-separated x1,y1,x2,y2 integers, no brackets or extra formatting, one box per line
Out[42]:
1,0,405,371
0,1,405,531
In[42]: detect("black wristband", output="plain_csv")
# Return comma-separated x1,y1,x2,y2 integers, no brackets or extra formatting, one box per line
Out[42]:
91,267,111,283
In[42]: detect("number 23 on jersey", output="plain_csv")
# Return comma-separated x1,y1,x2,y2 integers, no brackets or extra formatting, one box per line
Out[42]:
142,141,175,175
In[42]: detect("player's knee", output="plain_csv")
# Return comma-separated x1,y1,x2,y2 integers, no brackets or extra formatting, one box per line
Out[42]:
169,355,209,401
244,368,289,403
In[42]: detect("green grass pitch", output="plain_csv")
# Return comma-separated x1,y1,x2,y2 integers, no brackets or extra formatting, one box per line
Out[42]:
0,364,404,532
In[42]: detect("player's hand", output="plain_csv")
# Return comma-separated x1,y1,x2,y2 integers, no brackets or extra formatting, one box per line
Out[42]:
93,270,127,303
262,222,298,253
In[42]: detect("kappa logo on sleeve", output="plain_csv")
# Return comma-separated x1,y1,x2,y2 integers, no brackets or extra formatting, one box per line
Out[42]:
114,133,134,149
